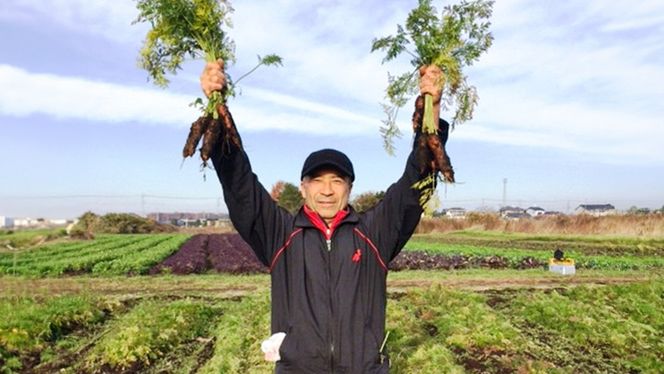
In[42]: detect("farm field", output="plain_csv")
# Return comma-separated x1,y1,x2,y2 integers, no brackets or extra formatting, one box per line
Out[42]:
1,230,662,373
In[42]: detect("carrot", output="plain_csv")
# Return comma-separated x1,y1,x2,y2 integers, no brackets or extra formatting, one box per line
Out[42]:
182,115,211,158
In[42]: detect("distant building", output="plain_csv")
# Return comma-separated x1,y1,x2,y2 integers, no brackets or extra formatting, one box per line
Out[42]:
526,207,545,217
575,204,616,216
0,216,14,229
499,206,526,219
13,218,38,228
444,207,466,219
148,212,229,225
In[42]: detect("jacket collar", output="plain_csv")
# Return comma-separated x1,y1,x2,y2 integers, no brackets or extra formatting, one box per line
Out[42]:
295,204,359,231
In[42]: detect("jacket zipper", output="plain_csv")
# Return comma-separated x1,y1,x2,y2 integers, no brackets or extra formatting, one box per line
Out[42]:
326,229,335,373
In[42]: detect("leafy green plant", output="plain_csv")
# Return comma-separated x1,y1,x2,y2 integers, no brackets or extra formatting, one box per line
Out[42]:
198,293,273,373
84,298,219,372
134,0,282,163
0,296,116,373
372,0,493,191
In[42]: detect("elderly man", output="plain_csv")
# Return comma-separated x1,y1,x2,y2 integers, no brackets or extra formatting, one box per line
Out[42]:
201,61,446,373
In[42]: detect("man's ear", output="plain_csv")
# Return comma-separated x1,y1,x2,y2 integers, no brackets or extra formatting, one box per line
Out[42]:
299,181,307,199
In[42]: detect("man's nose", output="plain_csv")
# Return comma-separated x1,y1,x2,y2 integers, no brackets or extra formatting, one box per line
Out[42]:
321,181,334,195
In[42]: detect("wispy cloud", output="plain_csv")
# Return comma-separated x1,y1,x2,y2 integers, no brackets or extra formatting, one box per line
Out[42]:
0,64,377,135
0,64,197,126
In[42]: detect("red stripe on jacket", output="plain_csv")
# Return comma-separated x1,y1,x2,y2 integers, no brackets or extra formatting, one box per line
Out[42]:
269,228,303,272
353,228,388,272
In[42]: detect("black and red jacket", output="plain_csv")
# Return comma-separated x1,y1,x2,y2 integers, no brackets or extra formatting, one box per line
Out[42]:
211,139,428,373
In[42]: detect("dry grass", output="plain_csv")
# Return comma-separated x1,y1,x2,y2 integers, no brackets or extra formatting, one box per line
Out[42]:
416,213,664,237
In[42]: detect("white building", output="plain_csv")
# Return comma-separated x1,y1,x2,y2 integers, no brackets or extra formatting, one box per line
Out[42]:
526,207,546,217
445,207,467,219
0,216,14,228
575,204,616,216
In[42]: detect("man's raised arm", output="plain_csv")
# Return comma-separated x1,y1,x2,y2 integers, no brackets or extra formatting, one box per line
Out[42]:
361,65,449,263
200,60,291,266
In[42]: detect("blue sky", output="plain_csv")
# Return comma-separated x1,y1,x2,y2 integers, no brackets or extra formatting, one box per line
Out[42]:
1,0,663,219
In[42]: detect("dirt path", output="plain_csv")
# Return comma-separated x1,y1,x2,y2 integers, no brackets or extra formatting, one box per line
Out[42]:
387,275,652,292
1,272,655,299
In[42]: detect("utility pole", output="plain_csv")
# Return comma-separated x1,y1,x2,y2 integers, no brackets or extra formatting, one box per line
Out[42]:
502,178,507,208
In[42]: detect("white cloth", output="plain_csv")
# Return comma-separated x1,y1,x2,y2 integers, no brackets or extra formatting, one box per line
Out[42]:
261,332,286,362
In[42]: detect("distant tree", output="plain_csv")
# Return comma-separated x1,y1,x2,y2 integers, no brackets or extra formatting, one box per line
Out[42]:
278,183,303,214
270,180,286,201
71,211,100,240
423,191,441,218
627,206,650,215
351,191,385,213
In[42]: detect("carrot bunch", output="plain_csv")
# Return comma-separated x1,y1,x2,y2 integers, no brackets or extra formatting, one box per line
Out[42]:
372,0,494,188
134,0,281,165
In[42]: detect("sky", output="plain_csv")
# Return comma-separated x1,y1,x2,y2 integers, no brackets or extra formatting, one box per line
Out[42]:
1,0,663,219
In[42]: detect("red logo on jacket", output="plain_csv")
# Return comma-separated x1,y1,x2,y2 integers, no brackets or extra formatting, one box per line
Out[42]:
352,249,362,263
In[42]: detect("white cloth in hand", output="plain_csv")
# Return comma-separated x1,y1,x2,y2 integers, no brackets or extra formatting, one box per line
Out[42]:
261,332,286,362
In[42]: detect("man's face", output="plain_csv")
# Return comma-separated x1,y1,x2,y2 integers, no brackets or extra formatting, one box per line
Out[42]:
300,168,352,224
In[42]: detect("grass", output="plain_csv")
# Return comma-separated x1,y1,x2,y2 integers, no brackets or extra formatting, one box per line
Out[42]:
1,274,662,373
0,228,68,252
1,230,662,372
82,298,221,373
0,295,120,372
416,213,664,236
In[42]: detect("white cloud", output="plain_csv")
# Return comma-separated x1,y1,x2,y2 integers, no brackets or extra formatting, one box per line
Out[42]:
0,64,197,126
2,1,663,164
0,0,144,44
0,64,380,135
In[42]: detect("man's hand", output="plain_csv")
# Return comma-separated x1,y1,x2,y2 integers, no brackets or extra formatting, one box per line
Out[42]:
419,65,444,131
200,59,226,98
419,65,444,107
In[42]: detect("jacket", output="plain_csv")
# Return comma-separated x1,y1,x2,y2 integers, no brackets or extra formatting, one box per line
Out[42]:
211,139,428,373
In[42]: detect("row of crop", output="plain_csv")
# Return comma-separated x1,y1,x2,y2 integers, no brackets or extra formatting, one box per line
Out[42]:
404,241,664,270
386,280,664,373
89,234,190,275
0,296,220,373
0,236,136,267
1,235,189,276
0,295,121,373
1,235,169,276
413,231,664,256
3,280,663,373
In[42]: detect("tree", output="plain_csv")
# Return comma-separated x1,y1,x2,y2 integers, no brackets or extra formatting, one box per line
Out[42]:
351,191,385,213
270,181,286,201
70,211,100,240
277,183,303,214
423,190,441,217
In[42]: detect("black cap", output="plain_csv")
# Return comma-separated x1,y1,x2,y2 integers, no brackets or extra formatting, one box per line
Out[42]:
301,149,355,182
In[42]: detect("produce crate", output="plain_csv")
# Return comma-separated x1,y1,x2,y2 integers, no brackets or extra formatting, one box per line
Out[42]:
548,258,576,275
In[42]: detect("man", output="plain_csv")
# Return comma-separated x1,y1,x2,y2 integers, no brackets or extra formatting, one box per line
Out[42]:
201,61,445,373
